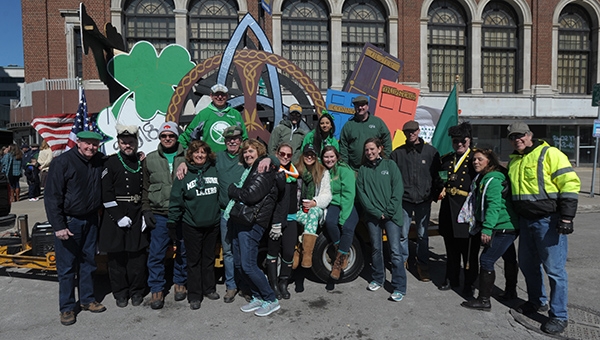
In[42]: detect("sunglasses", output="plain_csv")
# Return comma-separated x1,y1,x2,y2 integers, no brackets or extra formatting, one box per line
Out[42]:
303,153,316,158
212,92,228,98
452,138,468,145
508,133,526,141
160,134,176,139
278,151,292,158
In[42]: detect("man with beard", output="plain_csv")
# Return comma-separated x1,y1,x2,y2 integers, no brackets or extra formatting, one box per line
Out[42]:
98,125,149,308
339,96,391,172
142,122,188,309
268,104,307,163
45,131,107,326
179,84,248,152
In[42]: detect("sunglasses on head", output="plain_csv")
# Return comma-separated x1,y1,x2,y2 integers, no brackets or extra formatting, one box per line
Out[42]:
509,133,526,141
160,134,176,139
278,151,292,158
452,138,468,145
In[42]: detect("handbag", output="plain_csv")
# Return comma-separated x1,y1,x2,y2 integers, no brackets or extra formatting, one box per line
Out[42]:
229,200,260,227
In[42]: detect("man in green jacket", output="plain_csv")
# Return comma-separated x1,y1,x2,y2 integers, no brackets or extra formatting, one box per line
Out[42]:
340,96,391,171
179,84,248,152
142,121,187,309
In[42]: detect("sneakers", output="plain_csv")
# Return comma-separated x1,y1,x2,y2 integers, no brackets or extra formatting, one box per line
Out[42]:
542,318,568,334
241,297,264,313
60,311,76,326
28,198,39,202
390,291,404,302
223,289,237,303
254,300,280,317
515,301,549,314
174,284,187,301
367,281,382,291
205,291,220,300
80,301,107,313
150,292,164,310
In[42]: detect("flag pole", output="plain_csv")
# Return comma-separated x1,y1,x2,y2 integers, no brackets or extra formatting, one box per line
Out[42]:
455,74,460,117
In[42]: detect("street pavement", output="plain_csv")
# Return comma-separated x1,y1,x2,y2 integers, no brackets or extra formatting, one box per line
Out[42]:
1,167,599,339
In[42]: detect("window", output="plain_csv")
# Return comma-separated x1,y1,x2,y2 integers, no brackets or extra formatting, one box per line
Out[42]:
558,5,593,94
427,0,467,92
282,0,330,90
124,0,176,52
481,2,517,93
341,0,387,83
189,0,238,63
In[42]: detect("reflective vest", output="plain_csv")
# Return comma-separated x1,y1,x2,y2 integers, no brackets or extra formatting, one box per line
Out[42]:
508,141,580,202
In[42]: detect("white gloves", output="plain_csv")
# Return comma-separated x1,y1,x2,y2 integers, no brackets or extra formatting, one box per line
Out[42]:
269,223,282,240
117,216,132,228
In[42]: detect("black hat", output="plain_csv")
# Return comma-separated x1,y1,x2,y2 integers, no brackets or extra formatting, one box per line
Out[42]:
402,120,419,131
302,144,317,155
448,122,472,139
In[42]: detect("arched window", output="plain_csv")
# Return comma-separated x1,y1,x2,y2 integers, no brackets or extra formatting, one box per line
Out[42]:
427,0,467,92
282,0,330,90
124,0,175,52
189,0,239,63
558,5,593,94
481,2,518,93
342,0,387,83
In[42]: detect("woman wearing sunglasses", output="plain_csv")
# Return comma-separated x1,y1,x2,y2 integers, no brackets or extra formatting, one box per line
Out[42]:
168,140,220,310
438,122,480,298
294,143,332,269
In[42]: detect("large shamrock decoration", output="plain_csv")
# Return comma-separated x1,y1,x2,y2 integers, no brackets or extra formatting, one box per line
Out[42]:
108,41,195,120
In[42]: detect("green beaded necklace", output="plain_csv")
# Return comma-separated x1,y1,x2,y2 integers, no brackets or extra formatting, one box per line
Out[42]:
117,151,141,173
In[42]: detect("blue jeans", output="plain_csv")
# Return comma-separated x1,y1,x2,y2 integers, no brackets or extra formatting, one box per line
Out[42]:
479,232,517,272
518,214,568,320
232,223,276,302
54,214,98,312
402,201,431,266
147,214,187,293
220,213,236,290
324,205,359,253
366,217,407,294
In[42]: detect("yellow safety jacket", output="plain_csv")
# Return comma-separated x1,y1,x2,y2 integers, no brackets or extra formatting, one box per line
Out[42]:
508,140,580,220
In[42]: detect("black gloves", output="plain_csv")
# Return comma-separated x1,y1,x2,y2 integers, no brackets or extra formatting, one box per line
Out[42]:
143,210,156,230
557,220,574,235
167,222,178,242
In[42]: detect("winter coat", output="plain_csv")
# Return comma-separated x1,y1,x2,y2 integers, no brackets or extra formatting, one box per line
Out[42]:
357,158,404,226
328,162,355,226
142,143,186,216
475,170,518,236
268,119,307,163
339,114,391,171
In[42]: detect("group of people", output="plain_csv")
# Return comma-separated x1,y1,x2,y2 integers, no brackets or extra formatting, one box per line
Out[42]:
45,83,579,335
1,142,51,202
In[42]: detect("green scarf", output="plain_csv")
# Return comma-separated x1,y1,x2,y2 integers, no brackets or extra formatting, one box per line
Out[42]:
301,171,315,200
224,167,251,220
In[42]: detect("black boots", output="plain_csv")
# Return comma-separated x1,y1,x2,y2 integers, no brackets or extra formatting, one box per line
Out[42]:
278,261,292,300
498,262,518,300
267,259,282,300
461,269,495,311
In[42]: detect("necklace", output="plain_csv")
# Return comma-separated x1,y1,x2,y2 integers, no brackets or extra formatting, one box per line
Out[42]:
117,152,141,173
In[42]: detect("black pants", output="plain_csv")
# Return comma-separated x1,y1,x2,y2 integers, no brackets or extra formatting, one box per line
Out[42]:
107,249,148,300
267,221,297,263
182,223,219,302
442,235,480,288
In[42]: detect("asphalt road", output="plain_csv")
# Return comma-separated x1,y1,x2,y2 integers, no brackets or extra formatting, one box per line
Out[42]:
2,198,599,339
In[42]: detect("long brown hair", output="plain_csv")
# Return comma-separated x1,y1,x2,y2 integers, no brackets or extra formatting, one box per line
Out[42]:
472,148,501,176
295,150,326,188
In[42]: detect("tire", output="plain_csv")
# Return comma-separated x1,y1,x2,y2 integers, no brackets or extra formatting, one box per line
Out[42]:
311,232,364,283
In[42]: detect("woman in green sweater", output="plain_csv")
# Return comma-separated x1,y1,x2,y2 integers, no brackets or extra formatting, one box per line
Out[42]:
357,138,406,302
321,145,358,280
168,140,221,310
301,111,339,157
461,148,518,312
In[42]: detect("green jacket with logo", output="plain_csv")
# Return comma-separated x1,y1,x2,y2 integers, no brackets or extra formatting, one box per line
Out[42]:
340,114,391,171
357,158,404,226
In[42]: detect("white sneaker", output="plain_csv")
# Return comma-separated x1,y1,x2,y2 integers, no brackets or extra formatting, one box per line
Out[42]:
367,281,382,291
254,300,280,317
240,297,263,313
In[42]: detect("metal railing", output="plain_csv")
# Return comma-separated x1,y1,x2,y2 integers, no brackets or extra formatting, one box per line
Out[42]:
19,78,79,107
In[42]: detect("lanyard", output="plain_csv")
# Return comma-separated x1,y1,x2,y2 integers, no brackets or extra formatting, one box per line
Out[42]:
453,148,471,173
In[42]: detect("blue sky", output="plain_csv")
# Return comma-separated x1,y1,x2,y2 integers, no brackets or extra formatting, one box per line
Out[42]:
0,0,23,67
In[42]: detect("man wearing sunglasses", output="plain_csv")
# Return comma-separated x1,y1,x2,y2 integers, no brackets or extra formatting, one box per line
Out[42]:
142,121,188,309
438,122,480,298
179,84,248,152
506,122,580,335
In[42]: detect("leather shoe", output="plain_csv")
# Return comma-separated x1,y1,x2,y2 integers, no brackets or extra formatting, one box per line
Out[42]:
150,292,164,310
438,279,453,291
60,311,76,326
116,297,128,308
542,318,568,334
190,300,201,310
223,289,237,303
131,295,143,306
174,284,187,301
205,292,220,300
515,301,549,314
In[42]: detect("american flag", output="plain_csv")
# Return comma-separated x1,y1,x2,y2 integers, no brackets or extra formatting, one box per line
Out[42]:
31,85,106,155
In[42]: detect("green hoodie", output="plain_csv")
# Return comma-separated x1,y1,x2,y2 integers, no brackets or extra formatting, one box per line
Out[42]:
339,114,391,171
357,158,404,226
168,160,220,227
179,103,248,152
328,161,355,225
475,171,518,236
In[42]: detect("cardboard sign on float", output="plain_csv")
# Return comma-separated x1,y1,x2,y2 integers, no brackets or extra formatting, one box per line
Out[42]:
375,79,420,149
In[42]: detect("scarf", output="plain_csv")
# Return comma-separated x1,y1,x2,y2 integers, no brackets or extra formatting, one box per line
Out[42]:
279,163,299,183
301,170,315,200
224,167,252,220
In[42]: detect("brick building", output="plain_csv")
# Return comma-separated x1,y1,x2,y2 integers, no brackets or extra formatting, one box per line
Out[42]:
11,0,600,163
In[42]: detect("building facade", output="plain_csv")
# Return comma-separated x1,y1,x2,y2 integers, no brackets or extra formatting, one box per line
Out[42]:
0,66,24,129
12,0,600,163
